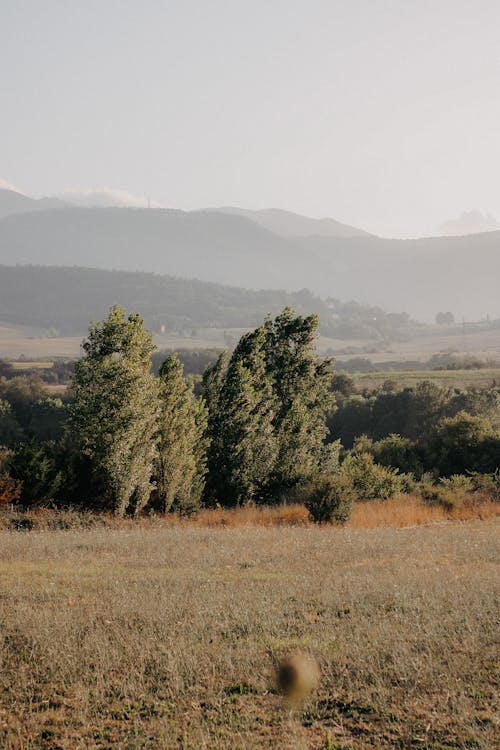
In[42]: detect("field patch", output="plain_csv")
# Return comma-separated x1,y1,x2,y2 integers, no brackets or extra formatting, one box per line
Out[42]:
0,519,498,748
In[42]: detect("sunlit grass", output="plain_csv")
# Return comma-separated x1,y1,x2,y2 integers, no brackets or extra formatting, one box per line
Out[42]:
0,517,498,748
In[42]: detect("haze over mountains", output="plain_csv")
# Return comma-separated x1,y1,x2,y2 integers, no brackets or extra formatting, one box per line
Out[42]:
0,187,499,321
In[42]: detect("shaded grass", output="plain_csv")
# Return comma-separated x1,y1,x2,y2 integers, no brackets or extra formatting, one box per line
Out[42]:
0,518,498,748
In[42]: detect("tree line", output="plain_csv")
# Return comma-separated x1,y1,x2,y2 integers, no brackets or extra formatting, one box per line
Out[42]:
1,305,500,521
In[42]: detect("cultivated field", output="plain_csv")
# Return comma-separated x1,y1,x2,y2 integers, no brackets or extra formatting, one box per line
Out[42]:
0,514,498,749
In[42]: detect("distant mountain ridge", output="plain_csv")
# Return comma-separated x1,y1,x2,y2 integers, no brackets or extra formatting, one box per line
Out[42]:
0,189,499,319
202,206,372,238
0,188,68,220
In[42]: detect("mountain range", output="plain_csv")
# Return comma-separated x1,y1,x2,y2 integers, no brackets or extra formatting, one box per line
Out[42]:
0,188,499,320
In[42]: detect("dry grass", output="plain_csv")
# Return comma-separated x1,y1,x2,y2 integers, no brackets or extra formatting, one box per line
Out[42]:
349,494,500,528
184,496,499,530
0,516,498,749
1,494,498,534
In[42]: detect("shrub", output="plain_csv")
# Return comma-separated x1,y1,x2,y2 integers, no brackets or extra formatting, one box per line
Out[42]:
341,452,403,500
439,474,473,493
371,433,423,476
468,470,500,501
305,474,356,524
419,475,473,512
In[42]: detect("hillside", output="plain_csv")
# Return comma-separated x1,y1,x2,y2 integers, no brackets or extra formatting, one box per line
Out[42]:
0,203,499,319
202,206,372,238
0,188,67,220
0,265,330,334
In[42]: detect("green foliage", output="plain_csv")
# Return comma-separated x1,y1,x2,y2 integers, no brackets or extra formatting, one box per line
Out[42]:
262,308,335,498
203,308,335,506
205,349,277,506
341,452,403,500
154,355,208,514
427,411,500,476
439,474,474,493
305,473,356,524
28,398,67,442
0,399,22,447
329,378,500,450
8,441,63,507
371,433,423,476
68,306,159,515
0,376,47,435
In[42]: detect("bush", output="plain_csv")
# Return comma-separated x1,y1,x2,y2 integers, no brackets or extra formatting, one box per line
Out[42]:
341,452,403,500
305,474,356,524
371,433,423,476
439,474,473,493
467,470,500,501
419,475,473,511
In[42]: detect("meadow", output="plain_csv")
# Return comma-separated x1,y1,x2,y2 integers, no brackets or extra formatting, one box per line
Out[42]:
0,509,498,749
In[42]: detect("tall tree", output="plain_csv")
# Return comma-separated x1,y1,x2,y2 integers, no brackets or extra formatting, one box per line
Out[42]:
155,355,208,514
262,308,336,497
202,308,335,505
208,356,276,506
68,306,159,515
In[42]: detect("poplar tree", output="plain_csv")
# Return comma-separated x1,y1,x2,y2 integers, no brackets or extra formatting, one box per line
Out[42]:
155,355,208,513
202,308,335,505
210,358,276,506
262,308,336,497
68,305,159,515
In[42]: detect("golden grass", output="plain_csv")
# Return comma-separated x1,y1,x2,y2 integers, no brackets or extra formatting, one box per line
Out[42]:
1,494,498,533
0,517,498,748
180,495,500,530
349,493,500,528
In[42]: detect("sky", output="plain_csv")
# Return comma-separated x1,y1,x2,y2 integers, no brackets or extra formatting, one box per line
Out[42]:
1,0,499,238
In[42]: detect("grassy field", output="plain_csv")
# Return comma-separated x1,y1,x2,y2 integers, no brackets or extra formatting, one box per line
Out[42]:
0,510,498,749
351,368,500,390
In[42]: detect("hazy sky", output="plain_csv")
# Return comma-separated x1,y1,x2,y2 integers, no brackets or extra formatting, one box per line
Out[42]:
1,0,499,237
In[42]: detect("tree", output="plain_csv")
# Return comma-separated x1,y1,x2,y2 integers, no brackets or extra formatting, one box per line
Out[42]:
68,306,159,515
0,399,22,447
204,340,277,506
8,441,63,507
427,411,500,476
435,311,454,325
202,308,335,505
262,308,336,497
155,355,208,514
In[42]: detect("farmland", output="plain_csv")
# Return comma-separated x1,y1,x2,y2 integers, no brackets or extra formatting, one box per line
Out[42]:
0,513,498,749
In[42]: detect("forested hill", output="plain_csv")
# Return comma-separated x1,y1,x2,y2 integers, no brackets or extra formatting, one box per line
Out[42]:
0,205,499,318
0,265,331,334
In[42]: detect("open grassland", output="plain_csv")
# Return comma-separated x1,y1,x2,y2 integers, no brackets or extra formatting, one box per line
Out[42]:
0,515,498,749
